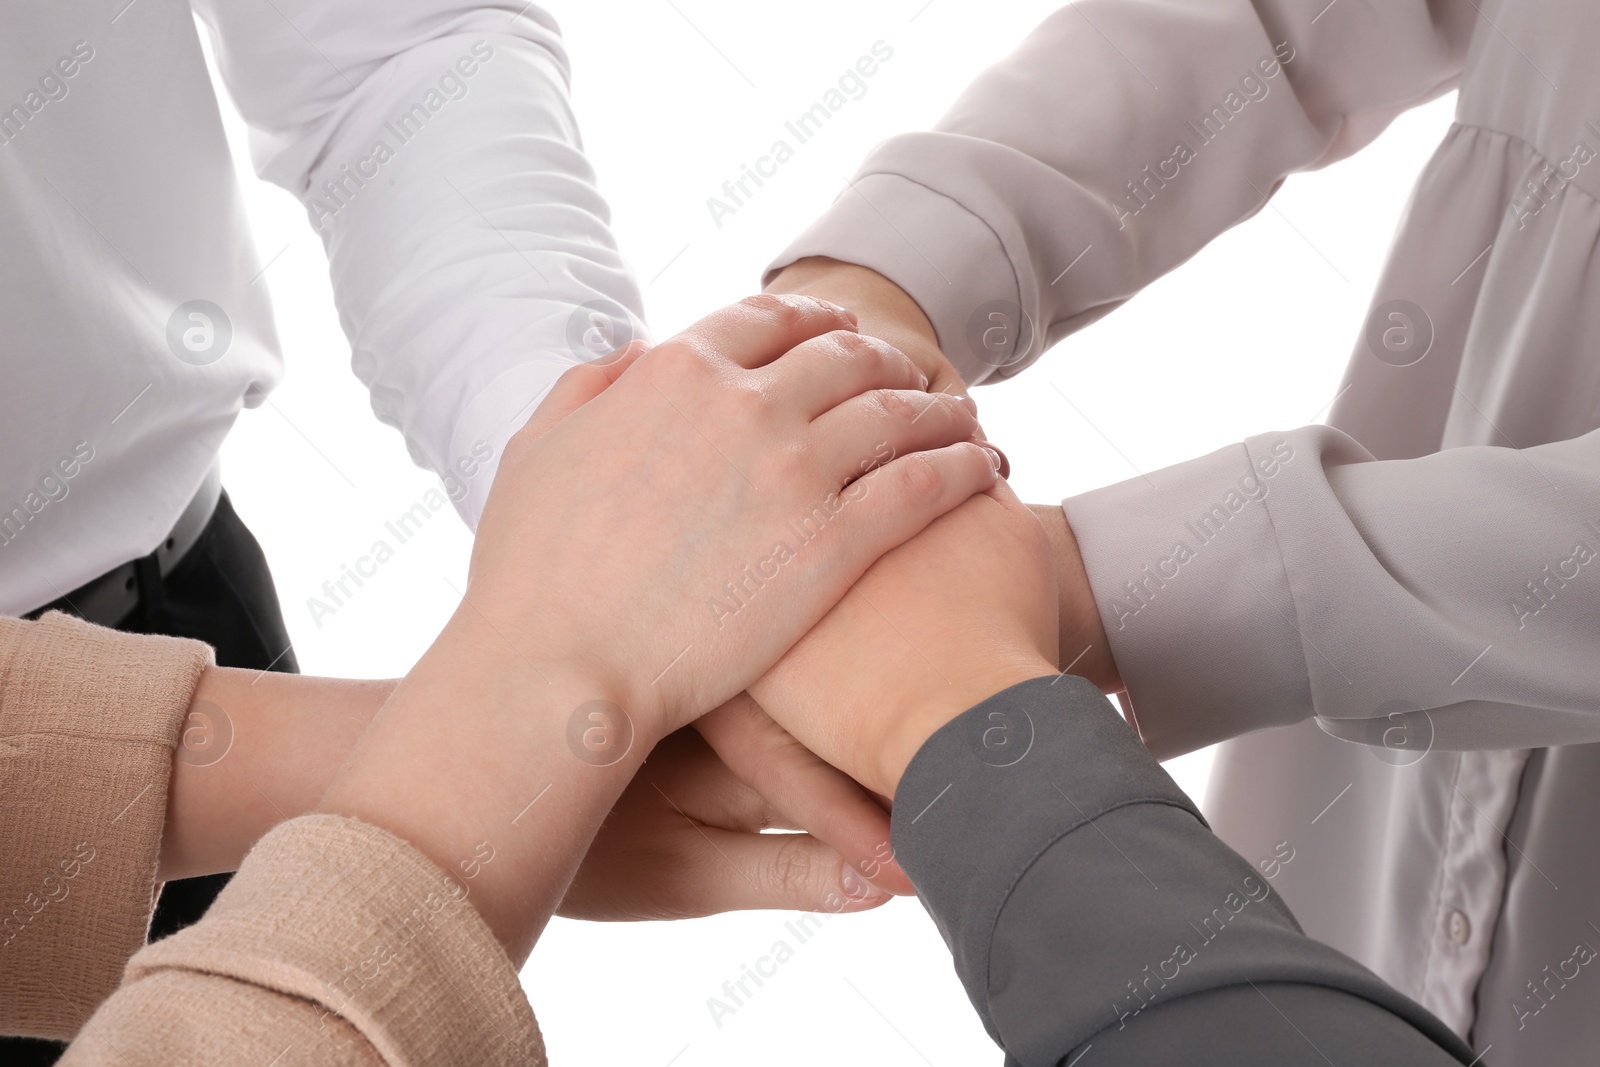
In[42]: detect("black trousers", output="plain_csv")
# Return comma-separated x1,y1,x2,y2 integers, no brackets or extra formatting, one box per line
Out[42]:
5,492,298,1064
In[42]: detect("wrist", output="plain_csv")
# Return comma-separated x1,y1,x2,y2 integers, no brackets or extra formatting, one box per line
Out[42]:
317,611,652,963
871,652,1059,797
1028,503,1122,694
448,587,673,751
161,666,394,881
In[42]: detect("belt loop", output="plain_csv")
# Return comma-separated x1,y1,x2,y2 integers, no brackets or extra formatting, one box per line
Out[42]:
133,552,164,623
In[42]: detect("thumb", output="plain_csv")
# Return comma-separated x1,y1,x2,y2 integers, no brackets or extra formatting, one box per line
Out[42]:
672,827,892,915
514,339,649,444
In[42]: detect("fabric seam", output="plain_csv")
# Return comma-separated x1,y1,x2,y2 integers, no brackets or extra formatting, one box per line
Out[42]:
1240,441,1318,717
977,793,1202,1022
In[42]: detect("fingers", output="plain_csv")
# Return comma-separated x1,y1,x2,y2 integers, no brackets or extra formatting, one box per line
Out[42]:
513,340,649,444
813,388,989,486
630,730,891,914
757,329,928,420
664,293,858,370
642,727,787,832
697,695,915,895
665,826,890,916
812,442,1002,584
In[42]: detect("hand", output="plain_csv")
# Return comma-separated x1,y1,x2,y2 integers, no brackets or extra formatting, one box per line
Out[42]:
750,482,1061,799
561,727,894,920
767,257,968,402
467,293,1002,743
696,693,913,895
767,261,1117,697
319,295,1001,961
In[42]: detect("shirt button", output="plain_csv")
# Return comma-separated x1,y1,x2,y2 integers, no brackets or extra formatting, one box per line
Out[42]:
1448,910,1472,945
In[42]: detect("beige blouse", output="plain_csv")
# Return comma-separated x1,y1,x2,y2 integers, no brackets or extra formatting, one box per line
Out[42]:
0,612,544,1064
769,0,1600,1060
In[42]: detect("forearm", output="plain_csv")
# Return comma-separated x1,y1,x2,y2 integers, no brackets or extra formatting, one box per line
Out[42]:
890,676,1476,1064
160,667,395,881
315,610,646,965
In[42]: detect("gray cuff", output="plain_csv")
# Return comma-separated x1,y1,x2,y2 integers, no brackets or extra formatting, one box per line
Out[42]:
764,172,1022,386
1061,432,1314,758
890,673,1474,1066
889,673,1198,1042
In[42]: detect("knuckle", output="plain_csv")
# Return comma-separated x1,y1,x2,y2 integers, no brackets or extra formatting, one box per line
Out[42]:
750,433,811,483
644,338,713,382
941,392,980,429
874,388,922,422
764,836,821,900
740,292,810,332
596,337,648,370
832,328,882,366
886,345,921,386
838,335,902,382
720,377,775,418
553,360,593,388
803,805,849,850
898,450,946,497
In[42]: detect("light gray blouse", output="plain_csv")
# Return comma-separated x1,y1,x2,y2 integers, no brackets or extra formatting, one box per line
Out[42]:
769,1,1600,1062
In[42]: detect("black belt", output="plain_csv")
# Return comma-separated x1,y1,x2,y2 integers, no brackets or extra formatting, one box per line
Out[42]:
30,464,223,628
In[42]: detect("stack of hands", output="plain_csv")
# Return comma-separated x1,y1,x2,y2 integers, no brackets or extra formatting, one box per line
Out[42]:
307,283,1117,966
168,278,1121,970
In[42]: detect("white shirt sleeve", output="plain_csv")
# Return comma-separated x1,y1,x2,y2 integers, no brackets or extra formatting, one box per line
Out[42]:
190,0,645,526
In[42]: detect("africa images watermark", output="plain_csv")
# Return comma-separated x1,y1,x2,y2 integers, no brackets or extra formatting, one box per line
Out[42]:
0,441,95,550
309,40,497,229
1111,40,1297,229
705,40,895,229
707,440,895,629
1510,518,1600,631
1508,120,1600,230
0,842,96,951
177,699,233,767
318,873,464,1020
305,440,495,628
1111,842,1295,1032
703,842,891,1031
1511,923,1600,1031
0,39,95,148
1104,440,1296,631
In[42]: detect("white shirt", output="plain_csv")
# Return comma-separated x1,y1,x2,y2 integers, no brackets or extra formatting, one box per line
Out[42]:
0,0,642,615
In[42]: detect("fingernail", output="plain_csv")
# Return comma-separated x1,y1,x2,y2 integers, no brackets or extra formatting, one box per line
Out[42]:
980,443,1009,480
960,393,979,416
918,371,930,391
841,862,874,900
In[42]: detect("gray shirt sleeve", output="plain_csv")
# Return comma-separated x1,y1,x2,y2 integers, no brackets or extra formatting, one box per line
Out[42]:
889,674,1479,1065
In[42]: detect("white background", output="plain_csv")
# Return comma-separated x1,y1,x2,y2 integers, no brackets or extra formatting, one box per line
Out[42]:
202,2,1456,1063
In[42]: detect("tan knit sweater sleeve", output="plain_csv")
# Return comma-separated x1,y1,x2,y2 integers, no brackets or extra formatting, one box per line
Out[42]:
66,815,546,1066
0,611,211,1038
0,613,546,1065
